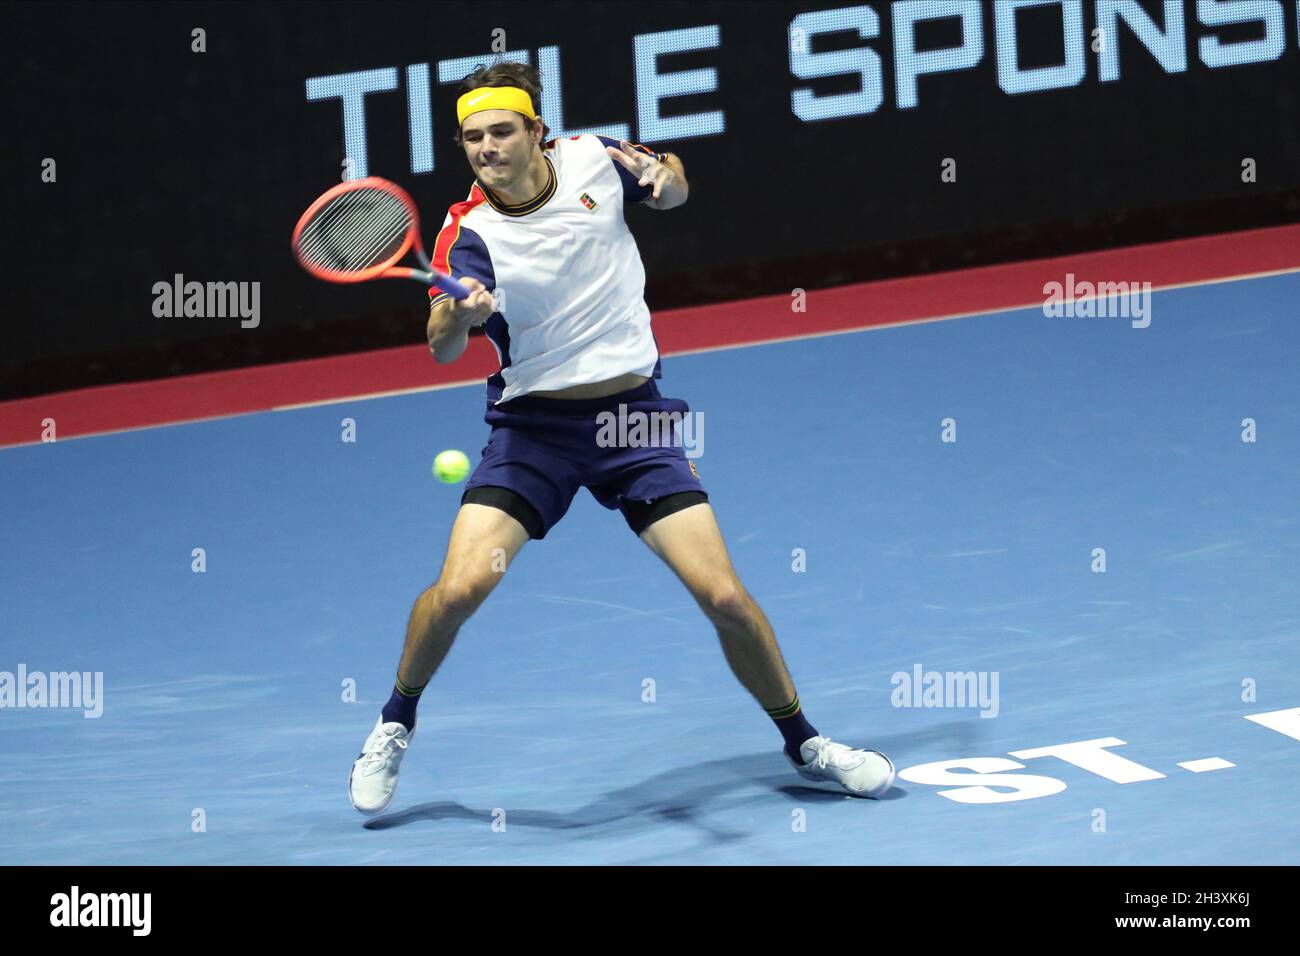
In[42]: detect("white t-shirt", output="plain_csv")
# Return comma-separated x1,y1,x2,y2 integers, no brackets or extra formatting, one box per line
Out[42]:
428,134,668,404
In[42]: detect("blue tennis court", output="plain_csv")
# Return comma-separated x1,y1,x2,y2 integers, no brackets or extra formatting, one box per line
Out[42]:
2,271,1297,865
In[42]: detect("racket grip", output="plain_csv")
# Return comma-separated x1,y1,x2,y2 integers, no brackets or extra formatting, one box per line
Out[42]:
432,273,472,300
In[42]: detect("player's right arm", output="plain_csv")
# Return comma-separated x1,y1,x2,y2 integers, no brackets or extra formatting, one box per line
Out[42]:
427,277,494,364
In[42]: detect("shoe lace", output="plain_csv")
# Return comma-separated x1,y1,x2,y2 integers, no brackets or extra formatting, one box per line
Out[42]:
360,728,408,772
810,736,863,770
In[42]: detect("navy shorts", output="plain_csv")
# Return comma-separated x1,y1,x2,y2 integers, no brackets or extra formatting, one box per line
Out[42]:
462,380,708,539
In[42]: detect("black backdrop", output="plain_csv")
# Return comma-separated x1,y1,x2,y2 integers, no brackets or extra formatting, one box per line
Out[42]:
7,0,1300,398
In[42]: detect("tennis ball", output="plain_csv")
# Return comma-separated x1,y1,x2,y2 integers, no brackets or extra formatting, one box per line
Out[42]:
433,449,470,484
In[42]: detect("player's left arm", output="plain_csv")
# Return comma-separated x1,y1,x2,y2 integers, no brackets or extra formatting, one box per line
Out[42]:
605,140,689,210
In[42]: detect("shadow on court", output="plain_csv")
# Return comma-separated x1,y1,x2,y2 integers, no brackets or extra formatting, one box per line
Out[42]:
362,721,986,835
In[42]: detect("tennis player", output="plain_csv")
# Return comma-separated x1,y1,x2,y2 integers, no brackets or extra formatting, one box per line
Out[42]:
349,62,895,814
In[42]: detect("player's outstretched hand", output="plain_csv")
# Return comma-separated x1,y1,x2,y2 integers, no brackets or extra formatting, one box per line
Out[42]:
605,140,674,202
450,276,495,328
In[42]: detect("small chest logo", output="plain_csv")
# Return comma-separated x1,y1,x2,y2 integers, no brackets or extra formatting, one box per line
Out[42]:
579,192,598,211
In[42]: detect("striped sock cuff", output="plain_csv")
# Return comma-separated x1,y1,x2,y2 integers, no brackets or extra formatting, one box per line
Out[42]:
765,696,801,720
394,675,427,698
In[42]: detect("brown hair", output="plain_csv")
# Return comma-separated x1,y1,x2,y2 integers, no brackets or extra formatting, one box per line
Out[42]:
452,61,551,149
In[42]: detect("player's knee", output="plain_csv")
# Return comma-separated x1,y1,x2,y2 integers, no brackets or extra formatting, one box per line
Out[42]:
432,575,493,622
699,579,750,627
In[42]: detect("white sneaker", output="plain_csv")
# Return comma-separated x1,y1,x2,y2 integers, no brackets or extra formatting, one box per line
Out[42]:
787,735,896,799
348,717,414,816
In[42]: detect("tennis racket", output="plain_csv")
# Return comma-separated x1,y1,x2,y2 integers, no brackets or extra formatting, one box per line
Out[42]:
291,176,471,299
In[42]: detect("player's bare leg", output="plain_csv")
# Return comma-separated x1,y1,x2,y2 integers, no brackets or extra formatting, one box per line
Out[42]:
637,502,795,708
349,501,529,815
396,502,531,689
638,501,896,797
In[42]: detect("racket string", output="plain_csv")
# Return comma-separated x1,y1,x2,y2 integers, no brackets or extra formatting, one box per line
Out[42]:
297,190,373,265
297,188,413,273
327,192,406,267
299,192,406,270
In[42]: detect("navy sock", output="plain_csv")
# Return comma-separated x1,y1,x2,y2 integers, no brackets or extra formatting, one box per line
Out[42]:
767,696,818,764
380,676,426,732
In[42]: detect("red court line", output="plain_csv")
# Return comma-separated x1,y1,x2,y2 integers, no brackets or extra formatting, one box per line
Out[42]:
3,222,1298,449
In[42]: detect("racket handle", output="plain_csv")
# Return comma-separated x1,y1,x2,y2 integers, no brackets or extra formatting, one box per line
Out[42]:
431,272,472,300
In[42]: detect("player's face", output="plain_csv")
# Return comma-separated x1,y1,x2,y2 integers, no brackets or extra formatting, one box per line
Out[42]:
461,110,536,188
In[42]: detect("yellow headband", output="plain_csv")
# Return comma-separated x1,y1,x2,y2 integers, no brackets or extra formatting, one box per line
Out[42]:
457,86,537,125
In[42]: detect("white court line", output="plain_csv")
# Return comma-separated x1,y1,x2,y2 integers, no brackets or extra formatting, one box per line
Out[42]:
1178,757,1235,772
271,375,479,412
